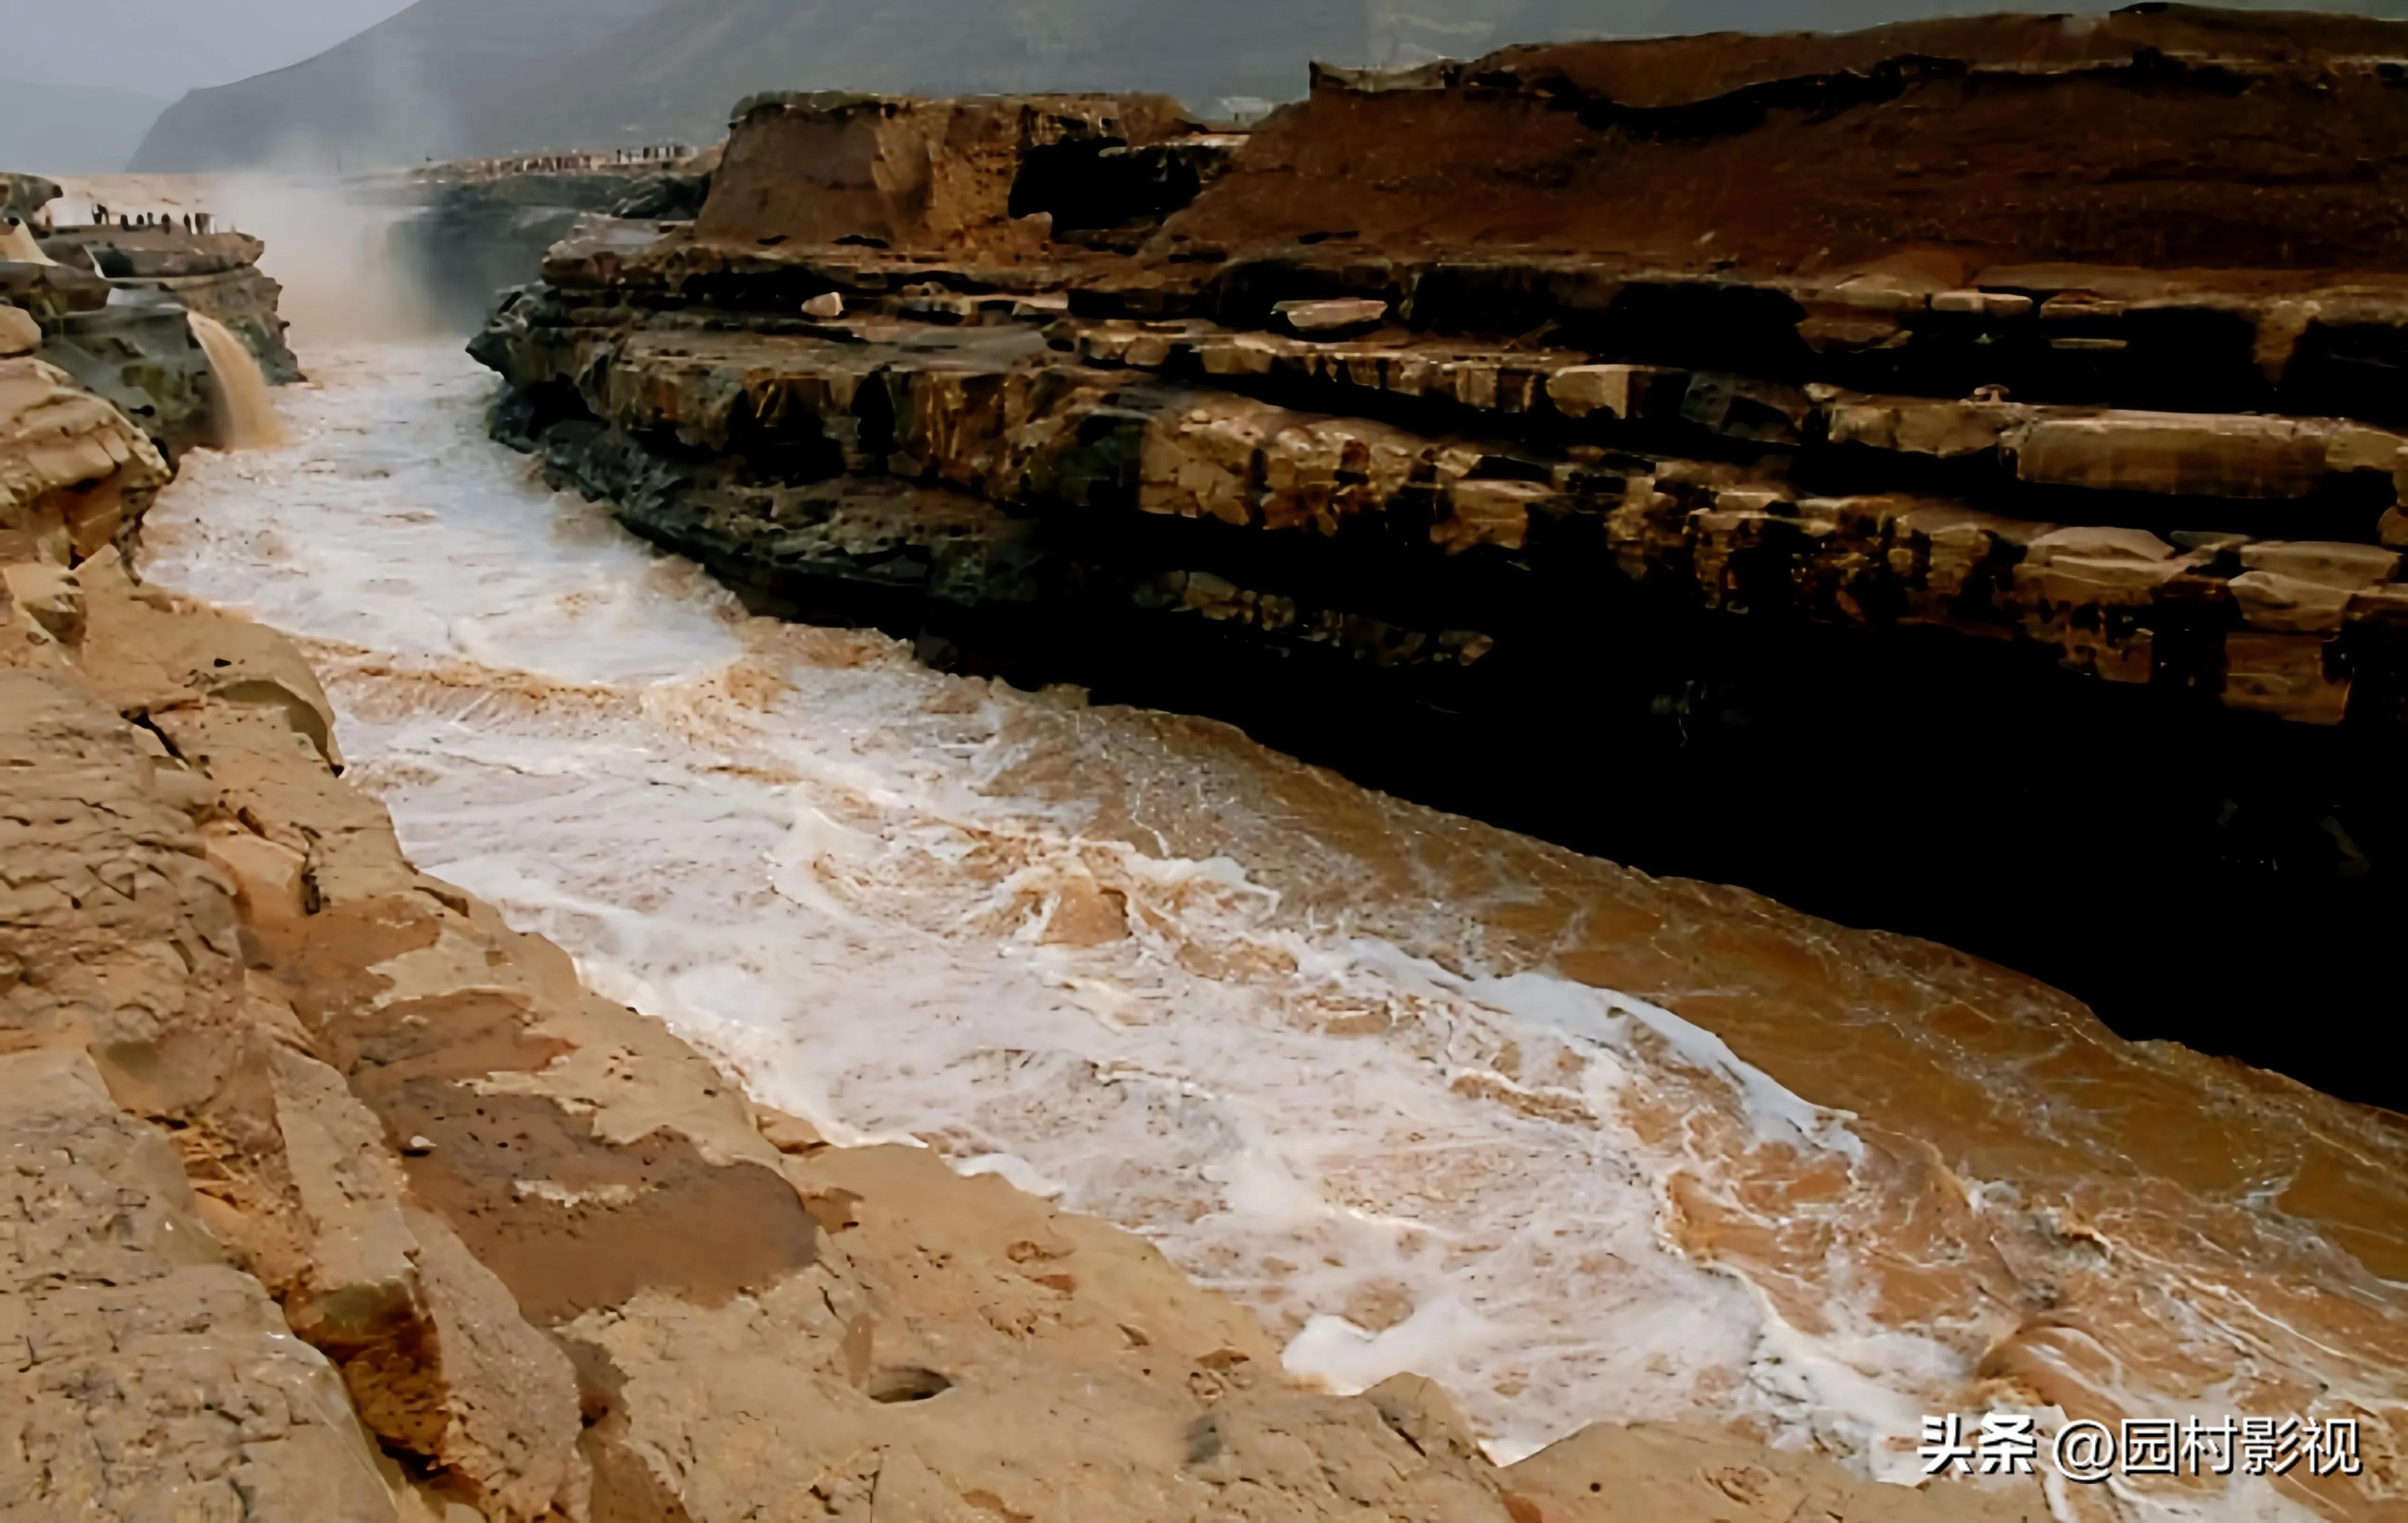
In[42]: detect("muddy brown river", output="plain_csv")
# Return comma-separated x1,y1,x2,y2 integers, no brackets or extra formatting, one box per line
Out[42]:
140,342,2408,1521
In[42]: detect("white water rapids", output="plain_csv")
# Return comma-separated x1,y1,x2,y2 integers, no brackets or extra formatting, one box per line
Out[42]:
137,345,2349,1519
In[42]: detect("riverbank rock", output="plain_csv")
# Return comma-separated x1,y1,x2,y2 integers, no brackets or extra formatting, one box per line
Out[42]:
0,303,37,356
0,1045,406,1521
0,353,170,565
698,91,1200,253
464,9,2408,1139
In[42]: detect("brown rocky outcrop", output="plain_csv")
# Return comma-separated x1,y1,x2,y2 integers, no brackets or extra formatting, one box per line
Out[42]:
698,91,1202,253
1167,8,2408,275
471,8,2408,745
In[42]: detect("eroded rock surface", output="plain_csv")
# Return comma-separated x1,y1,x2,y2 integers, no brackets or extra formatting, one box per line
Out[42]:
0,354,170,565
0,1045,405,1522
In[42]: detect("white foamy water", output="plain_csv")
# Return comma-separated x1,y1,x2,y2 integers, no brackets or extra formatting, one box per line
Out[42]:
139,345,2346,1517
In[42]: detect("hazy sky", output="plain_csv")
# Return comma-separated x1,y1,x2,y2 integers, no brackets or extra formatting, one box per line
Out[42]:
9,0,417,100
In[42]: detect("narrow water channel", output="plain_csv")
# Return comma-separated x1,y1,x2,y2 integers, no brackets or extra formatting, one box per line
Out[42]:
139,343,2403,1519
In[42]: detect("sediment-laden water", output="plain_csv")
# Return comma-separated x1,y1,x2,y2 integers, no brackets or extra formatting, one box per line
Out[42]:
142,344,2407,1521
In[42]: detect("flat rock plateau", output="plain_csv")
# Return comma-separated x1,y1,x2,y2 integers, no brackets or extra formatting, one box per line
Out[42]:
9,6,2408,1522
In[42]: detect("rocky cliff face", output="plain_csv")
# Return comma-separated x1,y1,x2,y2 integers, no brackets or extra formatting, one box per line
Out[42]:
1175,8,2408,274
3,249,222,459
0,274,2038,1522
470,8,2408,1110
701,92,1200,252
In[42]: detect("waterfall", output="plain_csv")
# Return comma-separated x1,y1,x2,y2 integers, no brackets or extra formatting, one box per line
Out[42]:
187,312,284,450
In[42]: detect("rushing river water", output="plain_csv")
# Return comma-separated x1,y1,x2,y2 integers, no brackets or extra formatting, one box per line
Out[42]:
141,344,2406,1521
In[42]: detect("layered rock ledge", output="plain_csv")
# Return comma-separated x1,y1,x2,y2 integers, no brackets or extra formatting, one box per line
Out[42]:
469,6,2408,1104
475,16,2408,733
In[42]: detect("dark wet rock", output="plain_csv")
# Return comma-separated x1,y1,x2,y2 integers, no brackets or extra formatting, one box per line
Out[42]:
610,168,713,221
32,290,224,460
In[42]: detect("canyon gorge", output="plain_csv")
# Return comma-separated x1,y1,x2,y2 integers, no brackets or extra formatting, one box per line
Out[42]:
7,6,2408,1522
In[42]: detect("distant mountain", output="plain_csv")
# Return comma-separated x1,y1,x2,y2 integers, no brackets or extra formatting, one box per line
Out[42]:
0,77,168,177
467,0,1372,149
125,0,2408,173
126,0,671,173
463,0,2408,150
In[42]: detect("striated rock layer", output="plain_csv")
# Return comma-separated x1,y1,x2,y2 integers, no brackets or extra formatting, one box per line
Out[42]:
473,7,2408,1109
0,354,170,565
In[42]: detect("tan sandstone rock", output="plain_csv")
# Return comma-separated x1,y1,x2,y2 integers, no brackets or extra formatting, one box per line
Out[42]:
0,357,170,565
0,1047,405,1522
